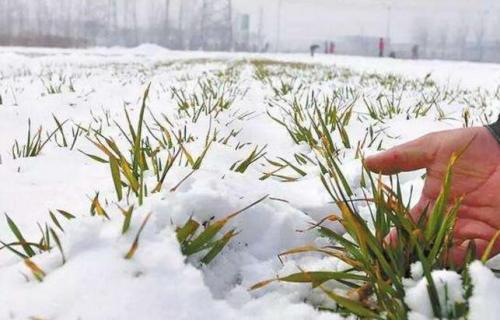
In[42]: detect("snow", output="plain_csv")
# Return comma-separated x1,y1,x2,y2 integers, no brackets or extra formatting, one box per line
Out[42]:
0,47,498,319
130,43,170,55
469,261,500,320
405,270,465,318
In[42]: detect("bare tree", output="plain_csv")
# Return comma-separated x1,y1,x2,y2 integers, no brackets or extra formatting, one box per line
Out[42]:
164,0,171,45
0,0,238,49
200,0,208,49
108,0,118,41
474,9,489,61
412,17,429,59
454,14,470,60
437,23,449,59
0,0,10,44
130,0,138,45
227,0,233,51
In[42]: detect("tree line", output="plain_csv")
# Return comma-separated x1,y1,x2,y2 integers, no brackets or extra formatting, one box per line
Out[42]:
0,0,240,50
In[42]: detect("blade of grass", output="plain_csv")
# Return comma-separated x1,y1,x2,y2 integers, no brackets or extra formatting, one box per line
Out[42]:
124,212,152,259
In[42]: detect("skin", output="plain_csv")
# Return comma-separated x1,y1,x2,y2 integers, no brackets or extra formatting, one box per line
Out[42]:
364,127,500,266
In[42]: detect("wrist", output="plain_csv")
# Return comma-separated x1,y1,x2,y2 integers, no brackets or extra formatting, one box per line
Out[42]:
486,115,500,144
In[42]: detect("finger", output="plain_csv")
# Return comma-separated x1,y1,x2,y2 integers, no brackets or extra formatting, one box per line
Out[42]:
446,238,500,267
458,202,500,230
445,240,475,269
454,218,499,243
385,228,398,248
364,134,437,175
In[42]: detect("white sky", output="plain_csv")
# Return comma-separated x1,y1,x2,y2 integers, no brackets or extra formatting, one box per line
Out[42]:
230,0,499,51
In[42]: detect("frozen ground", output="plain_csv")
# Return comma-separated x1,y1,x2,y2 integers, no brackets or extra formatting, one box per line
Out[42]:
0,46,498,320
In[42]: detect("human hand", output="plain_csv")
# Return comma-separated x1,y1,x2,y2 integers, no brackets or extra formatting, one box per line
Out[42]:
364,127,500,266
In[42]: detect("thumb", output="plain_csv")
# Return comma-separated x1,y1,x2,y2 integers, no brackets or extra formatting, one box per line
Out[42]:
364,134,437,175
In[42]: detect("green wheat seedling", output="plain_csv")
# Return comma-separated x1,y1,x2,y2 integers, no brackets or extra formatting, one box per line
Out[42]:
24,259,46,282
175,135,212,171
40,76,63,95
250,59,314,81
252,60,312,85
269,76,305,98
84,84,179,204
0,209,74,279
260,156,308,182
253,61,270,83
40,73,75,95
268,92,355,152
122,195,268,263
356,71,471,124
50,116,83,150
11,118,67,159
124,212,153,259
1,214,40,258
177,195,268,265
252,145,494,319
230,145,267,173
85,82,222,204
171,71,246,123
363,89,405,121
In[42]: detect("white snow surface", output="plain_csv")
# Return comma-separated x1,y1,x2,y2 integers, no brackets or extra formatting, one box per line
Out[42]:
0,46,498,320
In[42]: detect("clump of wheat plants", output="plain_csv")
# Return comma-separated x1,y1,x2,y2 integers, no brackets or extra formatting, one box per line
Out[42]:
83,84,179,205
252,145,499,319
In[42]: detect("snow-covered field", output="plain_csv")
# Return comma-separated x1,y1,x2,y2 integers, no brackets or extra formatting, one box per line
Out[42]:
0,45,499,320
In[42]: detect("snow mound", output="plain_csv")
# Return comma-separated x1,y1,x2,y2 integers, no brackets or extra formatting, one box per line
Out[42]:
131,43,169,55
